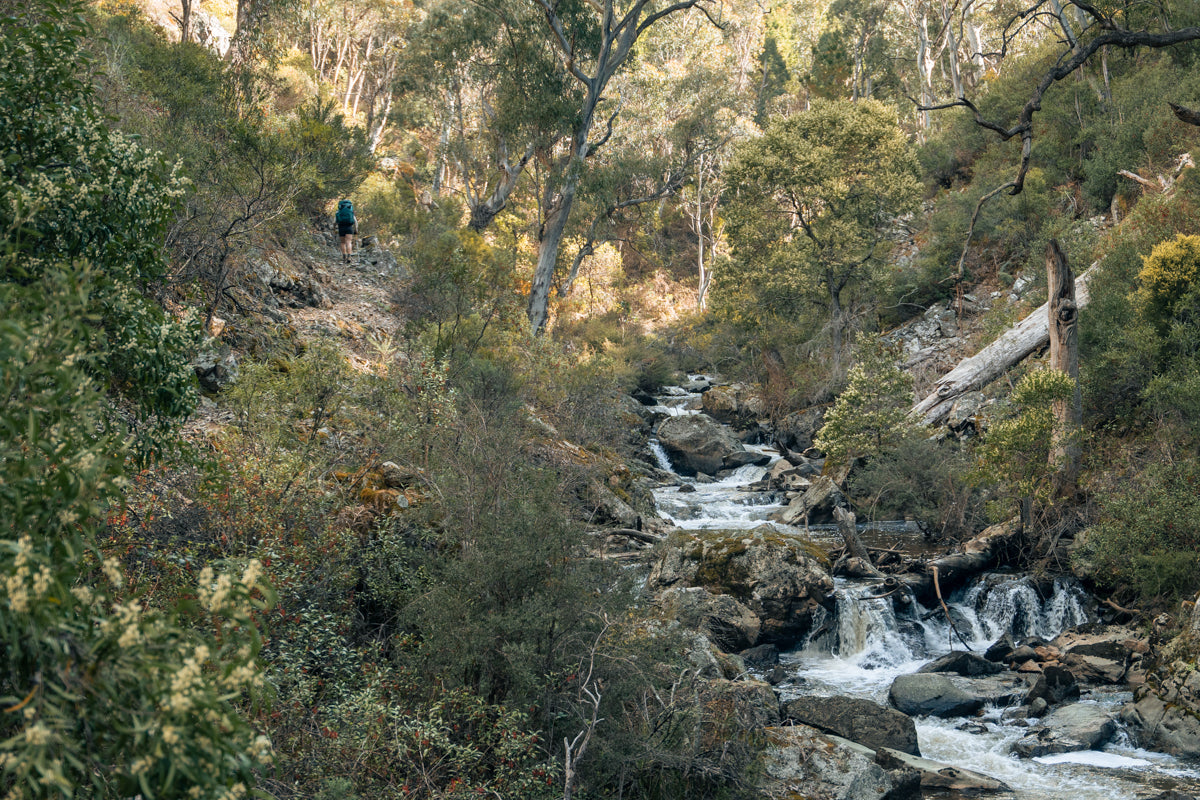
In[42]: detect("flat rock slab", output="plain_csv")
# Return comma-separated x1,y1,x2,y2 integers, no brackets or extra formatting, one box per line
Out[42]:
783,695,920,756
889,673,985,718
1012,702,1116,758
760,726,913,800
874,745,1011,794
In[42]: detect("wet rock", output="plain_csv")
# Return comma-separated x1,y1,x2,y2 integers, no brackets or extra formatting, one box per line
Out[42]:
984,633,1015,662
647,526,835,647
770,476,848,526
918,651,1004,677
1022,664,1080,706
944,674,1031,707
630,388,657,406
782,696,920,756
582,480,641,528
888,673,985,718
656,413,747,476
1061,652,1127,684
760,726,903,800
657,587,761,652
765,665,788,685
682,376,713,393
740,643,780,668
1012,703,1116,757
874,747,1010,795
723,449,772,470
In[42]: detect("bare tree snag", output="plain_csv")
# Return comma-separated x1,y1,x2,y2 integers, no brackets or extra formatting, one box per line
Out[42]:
834,506,887,580
1047,240,1081,498
1169,102,1200,127
912,266,1096,426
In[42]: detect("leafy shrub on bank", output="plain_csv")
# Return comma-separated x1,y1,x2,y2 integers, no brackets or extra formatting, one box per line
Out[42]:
1,0,199,458
1,268,270,800
1075,462,1200,603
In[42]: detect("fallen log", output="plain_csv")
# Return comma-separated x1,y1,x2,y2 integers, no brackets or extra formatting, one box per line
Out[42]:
911,266,1096,427
898,519,1025,601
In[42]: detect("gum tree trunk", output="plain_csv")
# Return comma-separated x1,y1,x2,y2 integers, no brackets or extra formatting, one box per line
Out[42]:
1047,239,1081,497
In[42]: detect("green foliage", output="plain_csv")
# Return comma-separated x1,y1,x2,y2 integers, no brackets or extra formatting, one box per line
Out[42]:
815,337,917,464
1,0,199,456
1074,462,1200,603
716,99,921,360
971,369,1077,522
286,99,373,216
1,269,269,800
1133,233,1200,332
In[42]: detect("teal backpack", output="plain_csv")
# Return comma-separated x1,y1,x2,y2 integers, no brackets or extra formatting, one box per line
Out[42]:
336,199,355,225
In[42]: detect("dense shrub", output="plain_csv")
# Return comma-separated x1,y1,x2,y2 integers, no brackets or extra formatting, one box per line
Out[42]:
1075,463,1200,603
1,0,199,457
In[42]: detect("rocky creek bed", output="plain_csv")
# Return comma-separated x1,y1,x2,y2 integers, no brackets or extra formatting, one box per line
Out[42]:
634,377,1200,800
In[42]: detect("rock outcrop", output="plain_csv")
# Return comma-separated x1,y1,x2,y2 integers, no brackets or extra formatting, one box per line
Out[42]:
656,414,755,476
782,696,920,756
648,526,834,646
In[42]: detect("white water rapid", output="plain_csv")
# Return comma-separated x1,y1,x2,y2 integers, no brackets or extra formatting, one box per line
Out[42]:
646,378,1200,800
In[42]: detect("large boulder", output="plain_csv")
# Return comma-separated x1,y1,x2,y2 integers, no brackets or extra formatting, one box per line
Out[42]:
771,476,848,526
888,674,985,718
657,587,761,652
1012,703,1117,757
783,696,920,756
773,407,826,453
701,383,767,428
656,414,747,476
648,526,834,647
1121,661,1200,757
760,726,917,800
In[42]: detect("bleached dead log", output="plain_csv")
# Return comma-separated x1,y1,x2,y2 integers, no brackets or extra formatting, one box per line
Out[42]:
899,520,1025,600
911,266,1096,426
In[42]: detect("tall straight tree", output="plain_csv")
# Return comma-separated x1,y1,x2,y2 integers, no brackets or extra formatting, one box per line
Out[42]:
519,0,720,334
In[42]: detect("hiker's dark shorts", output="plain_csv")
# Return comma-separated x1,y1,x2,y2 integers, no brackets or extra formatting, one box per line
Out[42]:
338,224,355,237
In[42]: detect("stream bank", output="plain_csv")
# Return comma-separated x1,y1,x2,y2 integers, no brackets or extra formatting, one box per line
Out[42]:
635,377,1200,800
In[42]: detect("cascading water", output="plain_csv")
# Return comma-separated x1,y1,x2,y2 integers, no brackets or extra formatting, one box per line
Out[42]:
645,379,1200,800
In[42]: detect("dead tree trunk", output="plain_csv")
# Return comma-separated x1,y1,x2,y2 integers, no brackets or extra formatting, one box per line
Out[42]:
912,266,1096,426
834,506,887,580
1047,240,1082,498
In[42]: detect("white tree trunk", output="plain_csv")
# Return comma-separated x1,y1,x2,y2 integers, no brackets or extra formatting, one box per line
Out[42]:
912,266,1096,426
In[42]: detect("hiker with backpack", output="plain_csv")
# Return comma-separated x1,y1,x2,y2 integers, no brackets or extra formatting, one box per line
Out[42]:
336,199,357,263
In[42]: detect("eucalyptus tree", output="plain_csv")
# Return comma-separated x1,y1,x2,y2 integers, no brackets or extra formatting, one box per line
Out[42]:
513,0,724,334
719,99,921,370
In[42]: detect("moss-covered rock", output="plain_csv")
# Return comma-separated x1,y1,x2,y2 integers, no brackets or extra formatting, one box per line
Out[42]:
648,526,833,646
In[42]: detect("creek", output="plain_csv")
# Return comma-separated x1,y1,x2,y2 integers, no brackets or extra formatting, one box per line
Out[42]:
644,381,1200,799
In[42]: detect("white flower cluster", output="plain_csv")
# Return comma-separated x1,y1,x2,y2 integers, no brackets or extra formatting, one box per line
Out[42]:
5,536,53,614
165,644,210,714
